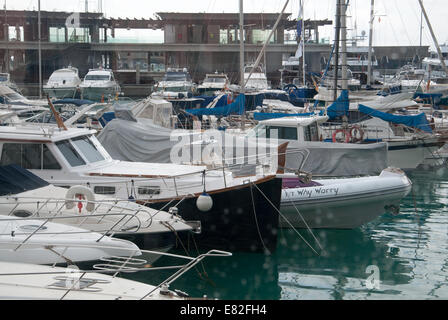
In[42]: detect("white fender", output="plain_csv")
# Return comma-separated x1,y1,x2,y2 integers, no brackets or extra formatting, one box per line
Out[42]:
65,185,96,212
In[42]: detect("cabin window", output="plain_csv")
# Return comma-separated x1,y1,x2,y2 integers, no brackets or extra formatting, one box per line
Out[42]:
0,143,61,170
56,140,86,167
266,126,298,140
94,186,116,195
138,186,161,195
71,136,105,163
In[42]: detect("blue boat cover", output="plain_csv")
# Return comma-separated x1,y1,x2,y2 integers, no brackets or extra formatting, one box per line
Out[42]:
253,112,315,121
185,94,245,117
326,90,350,120
358,104,433,133
52,98,95,106
193,95,229,108
0,165,49,196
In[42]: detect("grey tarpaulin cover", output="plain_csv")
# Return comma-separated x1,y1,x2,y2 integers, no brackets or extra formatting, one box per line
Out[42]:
98,118,388,177
284,141,388,177
98,118,176,163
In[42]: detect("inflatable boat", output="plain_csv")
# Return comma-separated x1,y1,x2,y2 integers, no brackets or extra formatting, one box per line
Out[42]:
279,168,412,229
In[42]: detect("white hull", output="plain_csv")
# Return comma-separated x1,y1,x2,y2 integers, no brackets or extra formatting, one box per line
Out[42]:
0,217,141,265
279,168,412,229
0,261,182,300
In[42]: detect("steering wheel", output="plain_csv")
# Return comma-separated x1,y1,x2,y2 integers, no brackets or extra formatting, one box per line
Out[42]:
283,84,299,92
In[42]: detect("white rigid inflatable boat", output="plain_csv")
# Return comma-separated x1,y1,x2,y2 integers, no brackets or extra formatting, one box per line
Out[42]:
279,168,412,229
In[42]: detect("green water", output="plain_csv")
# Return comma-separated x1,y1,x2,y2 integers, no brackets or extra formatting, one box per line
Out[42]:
125,169,448,300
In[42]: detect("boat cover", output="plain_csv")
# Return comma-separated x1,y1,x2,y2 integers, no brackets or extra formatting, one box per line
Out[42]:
185,94,245,117
325,89,350,120
98,117,278,168
284,141,389,177
358,104,433,133
0,165,49,196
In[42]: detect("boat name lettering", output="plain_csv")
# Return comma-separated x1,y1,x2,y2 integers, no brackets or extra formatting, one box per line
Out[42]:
291,187,339,198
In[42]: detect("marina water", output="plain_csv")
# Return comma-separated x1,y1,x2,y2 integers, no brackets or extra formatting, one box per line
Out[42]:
126,168,448,300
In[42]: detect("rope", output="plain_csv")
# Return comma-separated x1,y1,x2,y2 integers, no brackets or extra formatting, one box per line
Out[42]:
251,182,320,255
289,199,324,251
249,183,271,254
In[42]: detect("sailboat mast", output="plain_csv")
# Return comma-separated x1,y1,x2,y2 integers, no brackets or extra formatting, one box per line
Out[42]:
341,0,348,91
333,0,342,102
301,0,306,86
417,0,448,75
367,0,374,87
38,0,42,99
239,0,245,91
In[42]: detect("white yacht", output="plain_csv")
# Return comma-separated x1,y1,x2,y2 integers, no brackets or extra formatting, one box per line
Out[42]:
80,69,121,102
243,64,270,91
0,247,231,300
0,73,20,93
197,73,229,96
0,123,283,253
151,68,196,99
0,216,141,265
0,164,196,252
43,67,82,99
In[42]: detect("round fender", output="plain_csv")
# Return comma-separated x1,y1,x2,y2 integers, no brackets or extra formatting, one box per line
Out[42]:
65,185,95,212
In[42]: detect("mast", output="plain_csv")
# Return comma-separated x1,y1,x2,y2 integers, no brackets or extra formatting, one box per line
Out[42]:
333,0,342,102
243,0,290,88
301,0,306,86
239,0,244,91
3,0,8,73
38,0,42,99
341,0,348,91
418,0,448,75
367,0,374,87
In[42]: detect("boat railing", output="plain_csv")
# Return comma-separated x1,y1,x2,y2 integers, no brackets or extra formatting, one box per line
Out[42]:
0,197,155,234
321,123,395,142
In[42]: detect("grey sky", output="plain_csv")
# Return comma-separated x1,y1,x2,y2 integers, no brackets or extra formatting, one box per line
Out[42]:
6,0,448,49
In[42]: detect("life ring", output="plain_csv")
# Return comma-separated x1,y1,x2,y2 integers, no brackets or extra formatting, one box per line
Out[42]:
332,129,351,143
350,126,364,143
65,185,95,213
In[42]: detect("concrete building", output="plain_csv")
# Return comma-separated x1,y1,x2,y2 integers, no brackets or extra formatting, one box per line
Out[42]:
0,10,332,96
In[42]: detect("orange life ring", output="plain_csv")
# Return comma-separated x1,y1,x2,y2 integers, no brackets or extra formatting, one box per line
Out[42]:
227,94,232,105
332,129,351,143
350,126,364,143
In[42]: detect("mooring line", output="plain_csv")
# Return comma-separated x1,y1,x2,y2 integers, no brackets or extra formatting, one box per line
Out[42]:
251,182,320,256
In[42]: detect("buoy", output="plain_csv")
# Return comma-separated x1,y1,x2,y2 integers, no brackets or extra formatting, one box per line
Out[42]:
196,192,213,212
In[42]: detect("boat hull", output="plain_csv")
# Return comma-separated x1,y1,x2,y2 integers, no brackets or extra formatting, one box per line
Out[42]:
387,139,445,170
43,87,78,99
279,169,412,229
147,176,282,253
80,86,119,102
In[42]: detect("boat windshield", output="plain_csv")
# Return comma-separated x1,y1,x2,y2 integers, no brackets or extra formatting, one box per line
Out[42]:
71,136,105,163
163,72,191,82
205,77,226,83
3,92,26,102
56,135,105,167
85,74,110,81
0,75,8,82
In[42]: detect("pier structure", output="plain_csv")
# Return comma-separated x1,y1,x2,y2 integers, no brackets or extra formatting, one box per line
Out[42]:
0,10,332,96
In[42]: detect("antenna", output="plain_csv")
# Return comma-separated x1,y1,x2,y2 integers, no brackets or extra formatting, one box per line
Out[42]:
47,95,68,131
